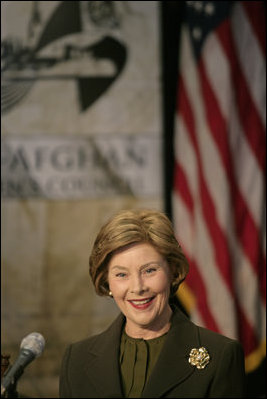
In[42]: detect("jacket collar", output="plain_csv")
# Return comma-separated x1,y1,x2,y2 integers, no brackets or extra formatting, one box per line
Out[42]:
82,306,200,398
142,307,199,397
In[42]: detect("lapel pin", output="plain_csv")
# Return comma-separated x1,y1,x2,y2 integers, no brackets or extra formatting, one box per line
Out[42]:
188,347,210,369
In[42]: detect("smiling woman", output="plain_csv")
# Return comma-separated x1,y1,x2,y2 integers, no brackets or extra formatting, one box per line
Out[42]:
59,208,246,398
108,242,172,340
89,208,189,299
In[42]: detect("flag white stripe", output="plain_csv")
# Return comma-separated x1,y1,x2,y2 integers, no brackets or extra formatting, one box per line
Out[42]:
231,2,266,127
177,109,265,337
202,33,265,236
172,191,217,330
180,27,264,334
172,189,194,260
194,190,237,338
175,115,199,201
173,155,236,337
173,2,266,368
228,101,265,231
181,29,233,236
172,191,205,329
174,120,237,339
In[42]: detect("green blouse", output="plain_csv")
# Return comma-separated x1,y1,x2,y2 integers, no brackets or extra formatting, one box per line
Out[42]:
119,329,167,398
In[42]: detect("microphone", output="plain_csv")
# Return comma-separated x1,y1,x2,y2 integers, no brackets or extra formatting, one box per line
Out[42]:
1,332,45,396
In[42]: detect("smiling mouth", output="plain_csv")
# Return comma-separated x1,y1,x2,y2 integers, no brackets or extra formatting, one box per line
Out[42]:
128,296,155,309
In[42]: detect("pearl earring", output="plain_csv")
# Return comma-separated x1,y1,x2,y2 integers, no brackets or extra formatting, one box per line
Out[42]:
109,291,113,297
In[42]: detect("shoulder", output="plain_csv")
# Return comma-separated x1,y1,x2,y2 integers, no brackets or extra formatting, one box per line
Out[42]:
62,311,124,359
190,318,245,368
197,325,244,360
63,334,100,360
171,305,244,352
196,323,243,349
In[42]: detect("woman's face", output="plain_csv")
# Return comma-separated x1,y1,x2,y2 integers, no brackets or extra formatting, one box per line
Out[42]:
108,242,172,338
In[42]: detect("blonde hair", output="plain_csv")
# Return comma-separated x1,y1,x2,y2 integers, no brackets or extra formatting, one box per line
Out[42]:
89,209,189,297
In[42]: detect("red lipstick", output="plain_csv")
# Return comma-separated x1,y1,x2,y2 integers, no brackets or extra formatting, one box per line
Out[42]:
128,296,155,310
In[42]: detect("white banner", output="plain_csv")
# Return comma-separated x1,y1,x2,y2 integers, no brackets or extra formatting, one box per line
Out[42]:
1,2,162,397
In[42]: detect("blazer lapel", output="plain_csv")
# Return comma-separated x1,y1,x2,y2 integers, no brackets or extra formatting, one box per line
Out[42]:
82,313,125,398
142,308,199,398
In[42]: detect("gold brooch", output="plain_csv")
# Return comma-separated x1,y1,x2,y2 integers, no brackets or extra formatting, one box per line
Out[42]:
188,347,210,369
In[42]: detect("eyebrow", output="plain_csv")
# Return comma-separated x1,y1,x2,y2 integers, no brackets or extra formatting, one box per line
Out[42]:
109,265,128,271
110,261,162,272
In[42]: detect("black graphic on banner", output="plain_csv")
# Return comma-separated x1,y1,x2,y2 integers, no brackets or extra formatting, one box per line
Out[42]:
1,1,127,114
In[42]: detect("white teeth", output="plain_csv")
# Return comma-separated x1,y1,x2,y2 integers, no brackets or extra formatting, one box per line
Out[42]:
131,298,151,305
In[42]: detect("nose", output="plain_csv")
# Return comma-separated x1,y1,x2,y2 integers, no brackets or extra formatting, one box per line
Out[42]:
129,273,147,295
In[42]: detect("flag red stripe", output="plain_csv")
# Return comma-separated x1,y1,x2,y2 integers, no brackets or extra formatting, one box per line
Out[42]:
187,248,262,355
178,78,261,348
241,1,266,54
178,78,234,288
235,299,260,355
186,258,221,333
186,265,259,355
216,20,266,172
173,160,194,213
198,57,266,301
173,2,266,365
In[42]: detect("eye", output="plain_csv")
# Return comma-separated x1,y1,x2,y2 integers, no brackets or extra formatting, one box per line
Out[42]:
116,272,127,278
144,267,157,275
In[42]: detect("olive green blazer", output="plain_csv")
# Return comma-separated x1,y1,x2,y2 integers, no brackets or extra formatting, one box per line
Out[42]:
59,307,245,398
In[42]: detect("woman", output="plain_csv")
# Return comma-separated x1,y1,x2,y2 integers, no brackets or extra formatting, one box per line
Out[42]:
59,209,245,398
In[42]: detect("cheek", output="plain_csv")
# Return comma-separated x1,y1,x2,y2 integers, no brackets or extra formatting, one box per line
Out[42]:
152,274,171,294
108,279,126,296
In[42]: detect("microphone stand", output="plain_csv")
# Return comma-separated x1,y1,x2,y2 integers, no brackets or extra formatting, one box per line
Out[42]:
1,380,19,398
1,354,18,398
1,361,21,399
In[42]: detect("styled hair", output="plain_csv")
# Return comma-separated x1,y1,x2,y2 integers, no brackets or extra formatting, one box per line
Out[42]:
89,209,189,297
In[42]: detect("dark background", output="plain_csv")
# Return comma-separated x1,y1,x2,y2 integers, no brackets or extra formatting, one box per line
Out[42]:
160,2,266,397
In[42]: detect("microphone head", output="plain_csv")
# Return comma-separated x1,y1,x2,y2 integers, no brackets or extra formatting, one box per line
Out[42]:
20,332,45,357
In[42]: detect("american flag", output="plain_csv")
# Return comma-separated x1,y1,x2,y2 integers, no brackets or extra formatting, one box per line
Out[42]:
172,1,266,372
